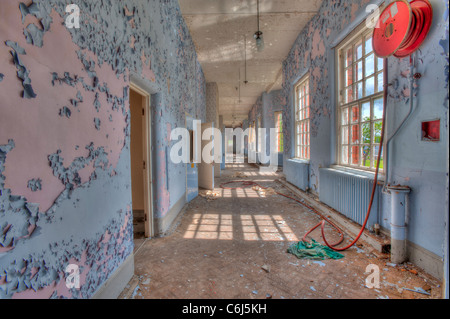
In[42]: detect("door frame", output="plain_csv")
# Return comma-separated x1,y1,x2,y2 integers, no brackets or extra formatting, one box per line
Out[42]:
130,82,154,238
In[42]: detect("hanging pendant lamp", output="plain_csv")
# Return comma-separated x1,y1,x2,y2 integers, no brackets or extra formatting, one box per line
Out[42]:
244,35,249,84
254,0,264,52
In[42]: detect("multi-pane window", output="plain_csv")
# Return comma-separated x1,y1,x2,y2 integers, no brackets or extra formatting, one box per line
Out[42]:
338,27,384,171
294,76,310,159
274,112,284,153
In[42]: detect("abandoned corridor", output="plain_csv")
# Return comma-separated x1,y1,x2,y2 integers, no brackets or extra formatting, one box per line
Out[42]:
127,161,442,299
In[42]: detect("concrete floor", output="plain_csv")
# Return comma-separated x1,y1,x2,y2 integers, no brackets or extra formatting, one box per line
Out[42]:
125,162,442,299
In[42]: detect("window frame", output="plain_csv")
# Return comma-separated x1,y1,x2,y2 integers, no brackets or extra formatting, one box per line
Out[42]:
294,74,311,160
274,111,284,153
336,22,385,172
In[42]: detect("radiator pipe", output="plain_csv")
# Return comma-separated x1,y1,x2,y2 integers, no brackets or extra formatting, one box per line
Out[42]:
387,185,411,264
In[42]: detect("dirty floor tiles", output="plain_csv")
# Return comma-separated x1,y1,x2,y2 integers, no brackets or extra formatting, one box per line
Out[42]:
130,163,442,299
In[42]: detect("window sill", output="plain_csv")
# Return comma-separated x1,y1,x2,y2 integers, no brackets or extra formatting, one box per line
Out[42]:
328,165,385,182
288,158,310,165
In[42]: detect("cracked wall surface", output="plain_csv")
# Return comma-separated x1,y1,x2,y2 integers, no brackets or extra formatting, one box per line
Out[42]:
0,0,206,299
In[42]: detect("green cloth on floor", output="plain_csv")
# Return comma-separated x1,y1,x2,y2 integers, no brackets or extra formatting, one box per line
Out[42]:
287,239,344,260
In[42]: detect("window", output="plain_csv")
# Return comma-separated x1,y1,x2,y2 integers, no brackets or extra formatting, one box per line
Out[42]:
337,25,384,171
274,112,284,153
294,75,310,159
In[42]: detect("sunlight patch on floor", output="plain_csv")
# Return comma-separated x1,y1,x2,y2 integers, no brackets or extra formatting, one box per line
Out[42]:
183,214,233,240
183,213,298,242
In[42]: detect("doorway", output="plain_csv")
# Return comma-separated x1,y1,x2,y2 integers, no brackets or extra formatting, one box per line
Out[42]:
129,84,153,241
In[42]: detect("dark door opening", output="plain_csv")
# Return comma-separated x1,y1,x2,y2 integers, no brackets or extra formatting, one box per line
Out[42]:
129,86,153,241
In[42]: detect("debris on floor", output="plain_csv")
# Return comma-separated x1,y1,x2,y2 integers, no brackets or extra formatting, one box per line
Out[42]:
199,190,220,201
287,239,344,260
312,261,326,267
252,185,277,197
131,285,142,299
402,287,431,296
261,264,271,273
232,172,247,178
264,187,277,195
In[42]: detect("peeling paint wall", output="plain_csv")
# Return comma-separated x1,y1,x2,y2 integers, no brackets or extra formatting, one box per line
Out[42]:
206,82,219,126
0,0,206,299
275,0,449,278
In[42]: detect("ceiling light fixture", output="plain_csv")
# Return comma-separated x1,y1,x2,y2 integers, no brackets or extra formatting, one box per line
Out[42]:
254,0,264,52
244,35,249,84
238,69,242,103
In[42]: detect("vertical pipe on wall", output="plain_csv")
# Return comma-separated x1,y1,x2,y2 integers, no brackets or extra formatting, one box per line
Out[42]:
383,54,417,193
387,185,411,264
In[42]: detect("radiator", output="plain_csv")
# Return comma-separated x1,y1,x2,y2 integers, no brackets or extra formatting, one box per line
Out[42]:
319,168,380,229
284,159,309,191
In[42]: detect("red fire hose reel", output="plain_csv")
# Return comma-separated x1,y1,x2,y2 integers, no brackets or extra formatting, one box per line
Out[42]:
373,0,433,58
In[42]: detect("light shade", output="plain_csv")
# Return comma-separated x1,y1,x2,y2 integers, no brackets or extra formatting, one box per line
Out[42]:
254,31,264,52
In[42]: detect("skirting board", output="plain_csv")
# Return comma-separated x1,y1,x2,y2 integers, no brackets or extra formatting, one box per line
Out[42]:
408,240,443,281
154,193,187,237
92,253,134,299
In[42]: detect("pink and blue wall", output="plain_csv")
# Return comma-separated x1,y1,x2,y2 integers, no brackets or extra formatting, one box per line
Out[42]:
0,0,206,298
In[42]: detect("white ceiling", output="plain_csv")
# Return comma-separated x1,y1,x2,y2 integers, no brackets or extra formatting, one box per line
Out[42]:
178,0,323,127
